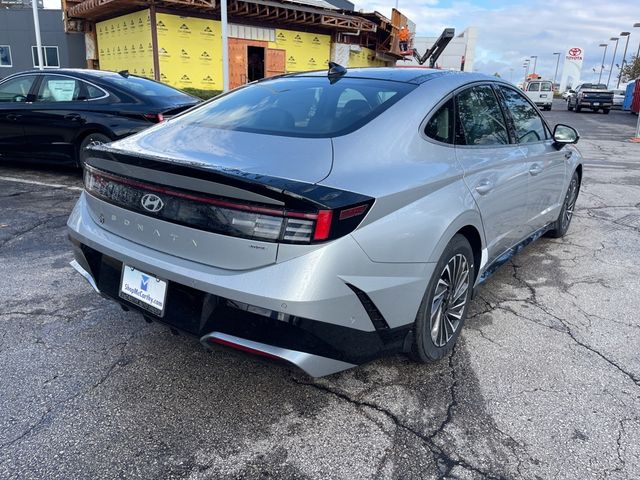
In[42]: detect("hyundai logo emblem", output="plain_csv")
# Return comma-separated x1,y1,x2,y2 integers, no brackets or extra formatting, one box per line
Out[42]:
141,193,164,213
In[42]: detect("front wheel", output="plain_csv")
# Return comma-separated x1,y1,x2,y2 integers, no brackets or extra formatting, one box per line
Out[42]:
602,108,610,114
567,102,574,111
547,170,580,238
78,133,112,168
411,234,475,362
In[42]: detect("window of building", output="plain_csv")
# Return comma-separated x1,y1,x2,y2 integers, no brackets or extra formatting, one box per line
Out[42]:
31,46,60,68
0,46,12,67
456,85,510,146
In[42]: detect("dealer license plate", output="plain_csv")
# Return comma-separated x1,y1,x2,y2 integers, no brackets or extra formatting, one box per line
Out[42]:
119,265,168,317
593,102,600,106
540,94,547,98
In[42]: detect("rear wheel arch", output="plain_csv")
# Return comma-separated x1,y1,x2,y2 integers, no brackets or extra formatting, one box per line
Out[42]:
75,129,114,166
456,225,483,283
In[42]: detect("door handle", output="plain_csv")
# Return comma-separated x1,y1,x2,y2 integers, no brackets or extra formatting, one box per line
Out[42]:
6,114,22,121
64,114,82,122
564,150,573,159
475,179,494,195
529,164,543,176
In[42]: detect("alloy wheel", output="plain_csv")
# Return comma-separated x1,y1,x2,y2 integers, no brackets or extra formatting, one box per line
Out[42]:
430,253,470,347
561,176,579,230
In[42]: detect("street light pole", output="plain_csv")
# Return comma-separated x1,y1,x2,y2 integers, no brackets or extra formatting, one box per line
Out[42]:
634,23,640,59
31,0,43,70
531,55,537,75
607,37,619,88
523,60,530,86
598,44,607,83
618,32,631,88
552,52,561,88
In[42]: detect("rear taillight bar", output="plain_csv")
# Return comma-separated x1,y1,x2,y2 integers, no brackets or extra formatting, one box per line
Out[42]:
83,166,372,244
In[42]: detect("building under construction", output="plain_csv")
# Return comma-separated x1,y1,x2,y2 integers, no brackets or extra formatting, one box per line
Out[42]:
60,0,416,91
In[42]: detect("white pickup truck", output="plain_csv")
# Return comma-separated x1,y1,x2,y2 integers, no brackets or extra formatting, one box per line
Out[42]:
524,80,554,111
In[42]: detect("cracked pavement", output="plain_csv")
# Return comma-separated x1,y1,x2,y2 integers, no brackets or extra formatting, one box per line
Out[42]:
1,100,639,479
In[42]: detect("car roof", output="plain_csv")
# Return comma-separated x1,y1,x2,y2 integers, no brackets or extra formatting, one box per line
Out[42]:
286,67,474,85
9,68,132,79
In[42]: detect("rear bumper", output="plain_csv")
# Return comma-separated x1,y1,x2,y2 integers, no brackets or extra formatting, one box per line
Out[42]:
578,101,612,107
67,194,429,376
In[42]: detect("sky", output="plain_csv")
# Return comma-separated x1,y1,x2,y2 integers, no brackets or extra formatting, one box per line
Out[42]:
352,0,640,83
45,0,640,83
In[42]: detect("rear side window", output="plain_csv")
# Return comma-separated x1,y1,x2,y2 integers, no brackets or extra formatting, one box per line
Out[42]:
37,76,82,102
425,98,454,144
498,86,547,144
528,83,540,92
456,85,509,146
171,77,415,138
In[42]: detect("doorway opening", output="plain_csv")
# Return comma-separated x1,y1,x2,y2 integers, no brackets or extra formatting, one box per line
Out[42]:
247,46,265,82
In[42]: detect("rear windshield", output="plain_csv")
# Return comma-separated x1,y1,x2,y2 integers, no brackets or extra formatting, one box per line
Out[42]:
105,75,195,101
540,82,552,91
581,83,607,90
170,77,415,138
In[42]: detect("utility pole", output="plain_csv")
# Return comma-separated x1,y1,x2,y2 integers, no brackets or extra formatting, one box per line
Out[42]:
607,37,619,88
597,44,607,83
618,32,630,88
32,0,43,70
552,52,561,88
221,0,229,91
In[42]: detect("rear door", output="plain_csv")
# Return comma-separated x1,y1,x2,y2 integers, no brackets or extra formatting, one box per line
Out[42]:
454,83,530,264
525,81,542,104
497,85,566,232
0,74,38,161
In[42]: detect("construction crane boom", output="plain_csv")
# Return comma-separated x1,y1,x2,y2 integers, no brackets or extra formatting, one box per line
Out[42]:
411,28,455,67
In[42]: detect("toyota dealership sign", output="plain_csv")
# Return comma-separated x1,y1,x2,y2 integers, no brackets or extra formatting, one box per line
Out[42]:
566,47,583,61
560,46,585,92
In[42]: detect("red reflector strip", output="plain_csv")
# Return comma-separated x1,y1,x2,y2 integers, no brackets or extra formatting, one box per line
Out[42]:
339,204,368,220
87,167,315,218
313,210,333,241
207,337,281,361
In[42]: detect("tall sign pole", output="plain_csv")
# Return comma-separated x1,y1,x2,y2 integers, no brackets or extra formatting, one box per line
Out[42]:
221,0,229,92
32,0,44,70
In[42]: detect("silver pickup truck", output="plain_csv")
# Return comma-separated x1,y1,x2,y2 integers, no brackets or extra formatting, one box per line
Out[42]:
566,83,614,114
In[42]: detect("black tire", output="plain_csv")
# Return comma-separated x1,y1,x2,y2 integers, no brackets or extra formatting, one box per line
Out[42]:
567,102,574,111
602,108,610,115
78,133,111,168
411,234,475,362
575,105,582,113
547,170,580,238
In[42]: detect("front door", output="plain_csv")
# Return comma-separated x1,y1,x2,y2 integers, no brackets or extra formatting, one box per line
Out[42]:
454,84,530,265
497,85,566,231
0,75,38,161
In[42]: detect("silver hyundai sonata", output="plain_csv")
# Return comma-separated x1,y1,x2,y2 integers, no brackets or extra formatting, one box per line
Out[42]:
67,67,582,377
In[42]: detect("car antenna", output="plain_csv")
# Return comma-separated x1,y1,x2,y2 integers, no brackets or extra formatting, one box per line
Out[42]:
118,70,130,78
328,62,347,84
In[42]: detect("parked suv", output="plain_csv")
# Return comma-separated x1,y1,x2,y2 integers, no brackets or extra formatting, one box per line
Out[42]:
524,80,553,110
567,83,613,114
68,68,582,377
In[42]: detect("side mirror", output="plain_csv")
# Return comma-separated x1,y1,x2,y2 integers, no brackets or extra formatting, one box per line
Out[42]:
568,89,575,94
553,124,579,149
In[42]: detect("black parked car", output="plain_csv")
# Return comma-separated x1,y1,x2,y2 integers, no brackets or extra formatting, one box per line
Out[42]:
0,69,200,167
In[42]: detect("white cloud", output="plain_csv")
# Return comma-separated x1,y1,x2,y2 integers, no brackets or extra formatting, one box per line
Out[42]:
354,0,640,82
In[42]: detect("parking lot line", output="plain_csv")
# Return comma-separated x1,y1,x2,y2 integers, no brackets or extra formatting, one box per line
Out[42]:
0,175,82,192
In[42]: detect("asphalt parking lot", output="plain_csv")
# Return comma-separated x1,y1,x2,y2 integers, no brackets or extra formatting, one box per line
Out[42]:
1,99,639,479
